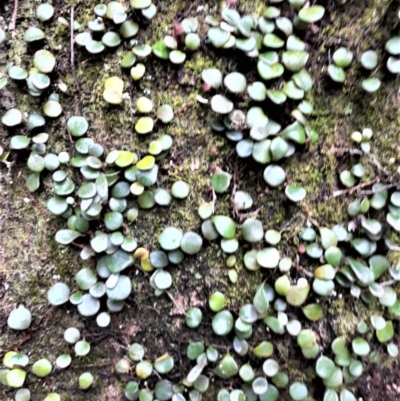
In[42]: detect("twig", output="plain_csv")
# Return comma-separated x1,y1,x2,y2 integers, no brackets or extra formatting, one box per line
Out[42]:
84,332,128,349
230,163,248,219
300,204,319,228
380,280,397,287
210,187,216,210
175,101,195,115
9,335,31,352
0,155,15,234
235,207,262,222
70,6,81,92
344,278,399,300
294,264,313,278
132,299,160,315
166,291,189,316
332,147,390,176
359,182,400,196
68,362,112,369
182,1,198,18
111,314,130,346
70,7,74,64
230,163,238,217
332,176,380,198
10,0,18,31
66,126,74,158
152,369,162,380
207,343,230,351
280,212,304,233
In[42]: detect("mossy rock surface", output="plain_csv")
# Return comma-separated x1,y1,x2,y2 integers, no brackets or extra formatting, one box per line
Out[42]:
1,0,400,400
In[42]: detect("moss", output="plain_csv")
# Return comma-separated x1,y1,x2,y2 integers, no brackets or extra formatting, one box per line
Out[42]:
1,0,400,400
237,0,265,16
185,52,223,74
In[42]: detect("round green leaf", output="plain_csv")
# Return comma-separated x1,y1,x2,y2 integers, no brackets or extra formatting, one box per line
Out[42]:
67,116,89,137
285,185,306,202
47,282,70,305
212,310,233,336
158,227,183,250
211,215,236,239
181,231,203,255
351,337,370,356
7,307,32,331
289,382,308,401
298,5,325,23
264,165,286,187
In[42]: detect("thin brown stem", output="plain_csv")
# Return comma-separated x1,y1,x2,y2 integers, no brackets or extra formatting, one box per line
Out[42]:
230,163,238,217
175,100,195,115
333,176,380,198
0,155,14,235
279,213,304,233
301,203,319,228
332,147,390,176
166,291,189,317
230,162,248,219
70,6,81,92
294,264,313,278
210,187,216,210
133,299,160,315
182,1,198,18
236,207,262,222
380,280,397,287
359,182,400,196
207,343,230,350
67,362,112,369
10,0,18,31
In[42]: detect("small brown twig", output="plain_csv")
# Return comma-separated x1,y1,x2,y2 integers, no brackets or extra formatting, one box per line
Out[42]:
332,147,390,176
182,1,199,18
230,162,249,219
0,155,15,235
132,299,160,315
279,212,304,233
152,369,162,380
300,204,319,228
207,343,231,351
359,182,400,196
380,279,397,287
166,291,189,316
332,176,380,198
70,6,81,92
230,162,239,217
84,332,128,349
66,362,112,369
344,278,398,300
175,100,195,115
111,314,130,346
294,263,313,278
10,0,18,31
210,186,216,210
66,125,74,157
235,207,263,222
